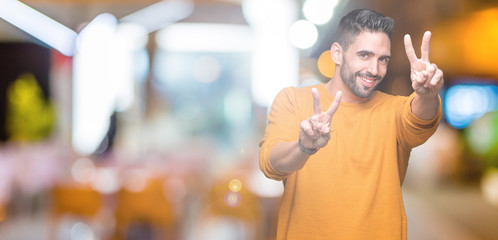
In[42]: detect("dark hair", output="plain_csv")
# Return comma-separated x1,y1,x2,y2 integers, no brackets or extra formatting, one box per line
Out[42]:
337,9,394,50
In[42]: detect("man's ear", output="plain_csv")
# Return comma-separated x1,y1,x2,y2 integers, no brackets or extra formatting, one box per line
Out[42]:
331,42,343,65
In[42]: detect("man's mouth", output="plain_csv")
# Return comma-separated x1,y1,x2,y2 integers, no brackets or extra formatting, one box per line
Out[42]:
357,72,381,88
359,76,376,88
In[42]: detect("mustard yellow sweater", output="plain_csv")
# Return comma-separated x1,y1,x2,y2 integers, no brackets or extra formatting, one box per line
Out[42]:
259,83,441,240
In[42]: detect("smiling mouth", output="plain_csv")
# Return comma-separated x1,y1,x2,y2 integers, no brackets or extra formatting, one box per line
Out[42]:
359,76,376,87
362,77,374,83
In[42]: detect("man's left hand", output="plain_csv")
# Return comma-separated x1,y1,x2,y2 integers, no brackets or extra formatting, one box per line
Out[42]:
404,31,444,97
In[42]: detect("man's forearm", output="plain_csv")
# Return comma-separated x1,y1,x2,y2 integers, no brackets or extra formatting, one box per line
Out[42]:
269,141,311,174
411,94,439,120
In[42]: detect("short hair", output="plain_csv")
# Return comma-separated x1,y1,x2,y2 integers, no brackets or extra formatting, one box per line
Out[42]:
336,9,394,50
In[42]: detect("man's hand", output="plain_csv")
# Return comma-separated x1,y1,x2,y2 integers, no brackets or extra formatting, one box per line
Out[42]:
299,88,342,150
404,31,444,97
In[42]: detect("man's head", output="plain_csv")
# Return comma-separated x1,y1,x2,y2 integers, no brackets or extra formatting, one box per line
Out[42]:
331,9,394,99
337,9,394,51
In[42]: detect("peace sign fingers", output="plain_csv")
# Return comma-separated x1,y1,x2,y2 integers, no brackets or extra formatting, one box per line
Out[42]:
404,31,432,66
404,31,444,97
300,88,342,149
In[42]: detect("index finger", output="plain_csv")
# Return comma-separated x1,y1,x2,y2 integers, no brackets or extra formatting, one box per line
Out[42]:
421,31,431,62
312,88,322,115
404,34,418,64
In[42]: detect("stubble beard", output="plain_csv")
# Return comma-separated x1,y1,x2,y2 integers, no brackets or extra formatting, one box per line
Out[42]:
340,59,382,99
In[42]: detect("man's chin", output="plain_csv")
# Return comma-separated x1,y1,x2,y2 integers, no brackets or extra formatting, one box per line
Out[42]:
355,88,375,98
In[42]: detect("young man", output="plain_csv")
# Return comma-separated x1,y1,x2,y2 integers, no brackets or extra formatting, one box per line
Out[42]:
259,9,443,239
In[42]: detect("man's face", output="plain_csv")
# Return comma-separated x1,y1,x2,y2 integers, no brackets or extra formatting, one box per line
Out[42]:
340,31,391,98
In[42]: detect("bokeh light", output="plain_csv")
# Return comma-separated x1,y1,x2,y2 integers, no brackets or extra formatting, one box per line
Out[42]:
70,222,95,240
224,191,241,208
481,168,498,207
466,112,498,155
289,20,318,49
444,84,498,129
317,50,335,78
229,179,242,192
303,0,338,25
71,157,96,183
91,168,120,194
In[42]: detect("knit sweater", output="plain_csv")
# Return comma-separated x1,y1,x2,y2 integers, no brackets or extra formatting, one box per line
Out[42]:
259,83,441,239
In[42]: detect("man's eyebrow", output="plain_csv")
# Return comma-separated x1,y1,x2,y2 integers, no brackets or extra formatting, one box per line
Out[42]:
357,50,392,59
356,50,374,55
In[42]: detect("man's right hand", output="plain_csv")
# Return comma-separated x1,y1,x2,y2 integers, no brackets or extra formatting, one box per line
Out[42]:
299,88,342,150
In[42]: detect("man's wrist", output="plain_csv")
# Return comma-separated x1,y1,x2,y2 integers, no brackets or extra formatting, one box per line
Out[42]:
298,139,318,155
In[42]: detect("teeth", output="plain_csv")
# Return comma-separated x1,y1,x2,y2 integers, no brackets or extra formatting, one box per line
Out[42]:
362,77,373,83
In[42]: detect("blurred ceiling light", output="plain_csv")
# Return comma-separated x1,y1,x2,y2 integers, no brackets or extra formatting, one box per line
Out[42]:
72,13,118,156
76,13,118,52
289,20,318,49
113,23,149,51
156,23,253,52
303,0,338,25
242,0,296,26
110,23,148,112
243,0,299,107
0,0,77,56
120,0,194,33
71,0,192,156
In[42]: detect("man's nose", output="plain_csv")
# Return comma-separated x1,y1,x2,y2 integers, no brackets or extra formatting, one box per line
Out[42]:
367,59,379,76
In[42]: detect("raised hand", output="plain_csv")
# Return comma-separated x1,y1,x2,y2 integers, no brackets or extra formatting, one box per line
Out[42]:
404,31,444,97
299,88,342,150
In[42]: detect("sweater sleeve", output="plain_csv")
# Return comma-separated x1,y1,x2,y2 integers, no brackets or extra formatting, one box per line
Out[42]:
259,87,302,181
396,92,442,149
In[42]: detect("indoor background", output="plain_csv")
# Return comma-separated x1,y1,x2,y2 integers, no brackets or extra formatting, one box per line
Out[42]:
0,0,497,239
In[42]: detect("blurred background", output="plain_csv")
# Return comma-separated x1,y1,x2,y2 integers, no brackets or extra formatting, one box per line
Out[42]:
0,0,497,239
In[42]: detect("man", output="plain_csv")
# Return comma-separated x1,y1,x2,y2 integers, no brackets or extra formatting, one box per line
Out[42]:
259,9,443,239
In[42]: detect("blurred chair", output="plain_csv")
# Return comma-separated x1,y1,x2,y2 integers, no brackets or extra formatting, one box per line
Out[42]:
49,183,104,239
113,177,176,240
